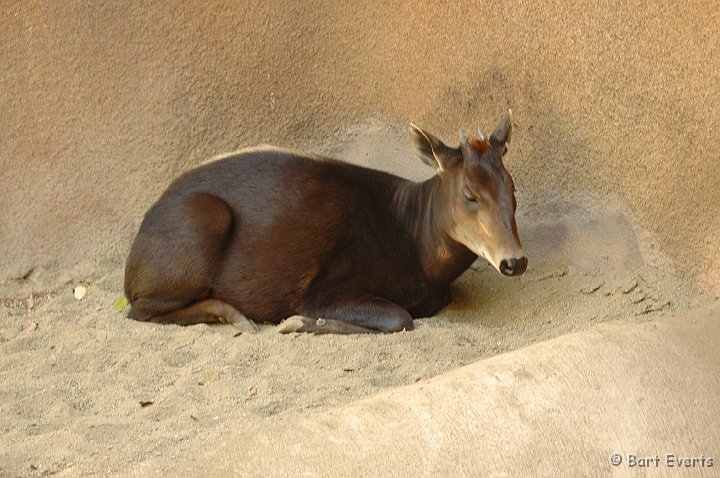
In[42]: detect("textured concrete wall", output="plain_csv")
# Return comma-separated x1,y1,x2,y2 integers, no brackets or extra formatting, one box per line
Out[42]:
2,1,719,292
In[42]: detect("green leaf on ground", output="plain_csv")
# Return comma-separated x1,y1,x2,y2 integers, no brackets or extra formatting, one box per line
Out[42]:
113,296,129,311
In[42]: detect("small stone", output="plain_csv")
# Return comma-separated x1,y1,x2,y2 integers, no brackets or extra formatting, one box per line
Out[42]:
73,285,87,300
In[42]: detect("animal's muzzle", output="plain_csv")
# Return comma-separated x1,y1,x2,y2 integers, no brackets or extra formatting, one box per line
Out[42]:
500,256,527,276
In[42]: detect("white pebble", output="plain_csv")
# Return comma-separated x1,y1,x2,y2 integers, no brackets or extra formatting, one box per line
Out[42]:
73,285,87,300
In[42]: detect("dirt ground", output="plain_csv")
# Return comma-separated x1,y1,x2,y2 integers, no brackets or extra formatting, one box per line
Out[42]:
1,126,716,476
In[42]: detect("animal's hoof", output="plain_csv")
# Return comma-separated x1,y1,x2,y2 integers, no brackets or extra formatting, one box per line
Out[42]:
277,315,308,334
223,313,259,333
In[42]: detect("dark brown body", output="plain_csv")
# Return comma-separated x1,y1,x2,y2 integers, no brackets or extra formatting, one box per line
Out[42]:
125,115,526,334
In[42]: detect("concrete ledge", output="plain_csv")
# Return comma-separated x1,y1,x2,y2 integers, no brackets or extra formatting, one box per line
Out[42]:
128,305,719,477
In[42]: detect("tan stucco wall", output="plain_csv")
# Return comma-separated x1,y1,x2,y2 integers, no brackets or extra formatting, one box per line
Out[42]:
2,1,719,293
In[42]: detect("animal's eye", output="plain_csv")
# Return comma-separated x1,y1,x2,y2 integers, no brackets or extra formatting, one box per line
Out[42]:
463,191,477,203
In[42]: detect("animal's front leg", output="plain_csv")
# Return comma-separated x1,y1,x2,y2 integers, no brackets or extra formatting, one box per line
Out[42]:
277,296,414,334
409,287,452,318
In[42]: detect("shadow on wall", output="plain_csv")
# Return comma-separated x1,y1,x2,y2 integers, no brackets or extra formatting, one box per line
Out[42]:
424,59,601,197
518,195,645,273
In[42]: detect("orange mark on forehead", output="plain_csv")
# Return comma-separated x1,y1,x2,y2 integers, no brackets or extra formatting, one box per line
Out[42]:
470,138,489,156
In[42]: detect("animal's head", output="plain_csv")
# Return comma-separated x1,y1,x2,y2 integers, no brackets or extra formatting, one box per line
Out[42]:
409,111,527,276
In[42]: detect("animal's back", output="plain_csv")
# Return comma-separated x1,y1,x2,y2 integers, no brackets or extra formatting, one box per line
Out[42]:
160,147,399,230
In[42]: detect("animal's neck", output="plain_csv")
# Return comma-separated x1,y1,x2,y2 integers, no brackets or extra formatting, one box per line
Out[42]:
392,177,477,284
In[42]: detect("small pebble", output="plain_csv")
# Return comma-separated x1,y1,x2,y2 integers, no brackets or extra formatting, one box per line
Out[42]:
73,286,87,300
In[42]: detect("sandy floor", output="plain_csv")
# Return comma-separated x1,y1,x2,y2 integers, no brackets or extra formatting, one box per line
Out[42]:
1,189,714,476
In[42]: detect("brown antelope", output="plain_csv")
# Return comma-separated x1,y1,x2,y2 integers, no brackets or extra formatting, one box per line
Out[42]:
124,112,526,334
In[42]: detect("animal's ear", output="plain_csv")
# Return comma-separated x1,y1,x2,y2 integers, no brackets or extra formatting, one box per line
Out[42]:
489,110,513,147
409,123,460,172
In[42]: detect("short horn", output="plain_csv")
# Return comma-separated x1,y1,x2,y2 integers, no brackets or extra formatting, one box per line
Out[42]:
459,129,468,145
477,127,488,142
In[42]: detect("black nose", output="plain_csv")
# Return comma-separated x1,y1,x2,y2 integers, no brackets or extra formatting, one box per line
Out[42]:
500,256,528,276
